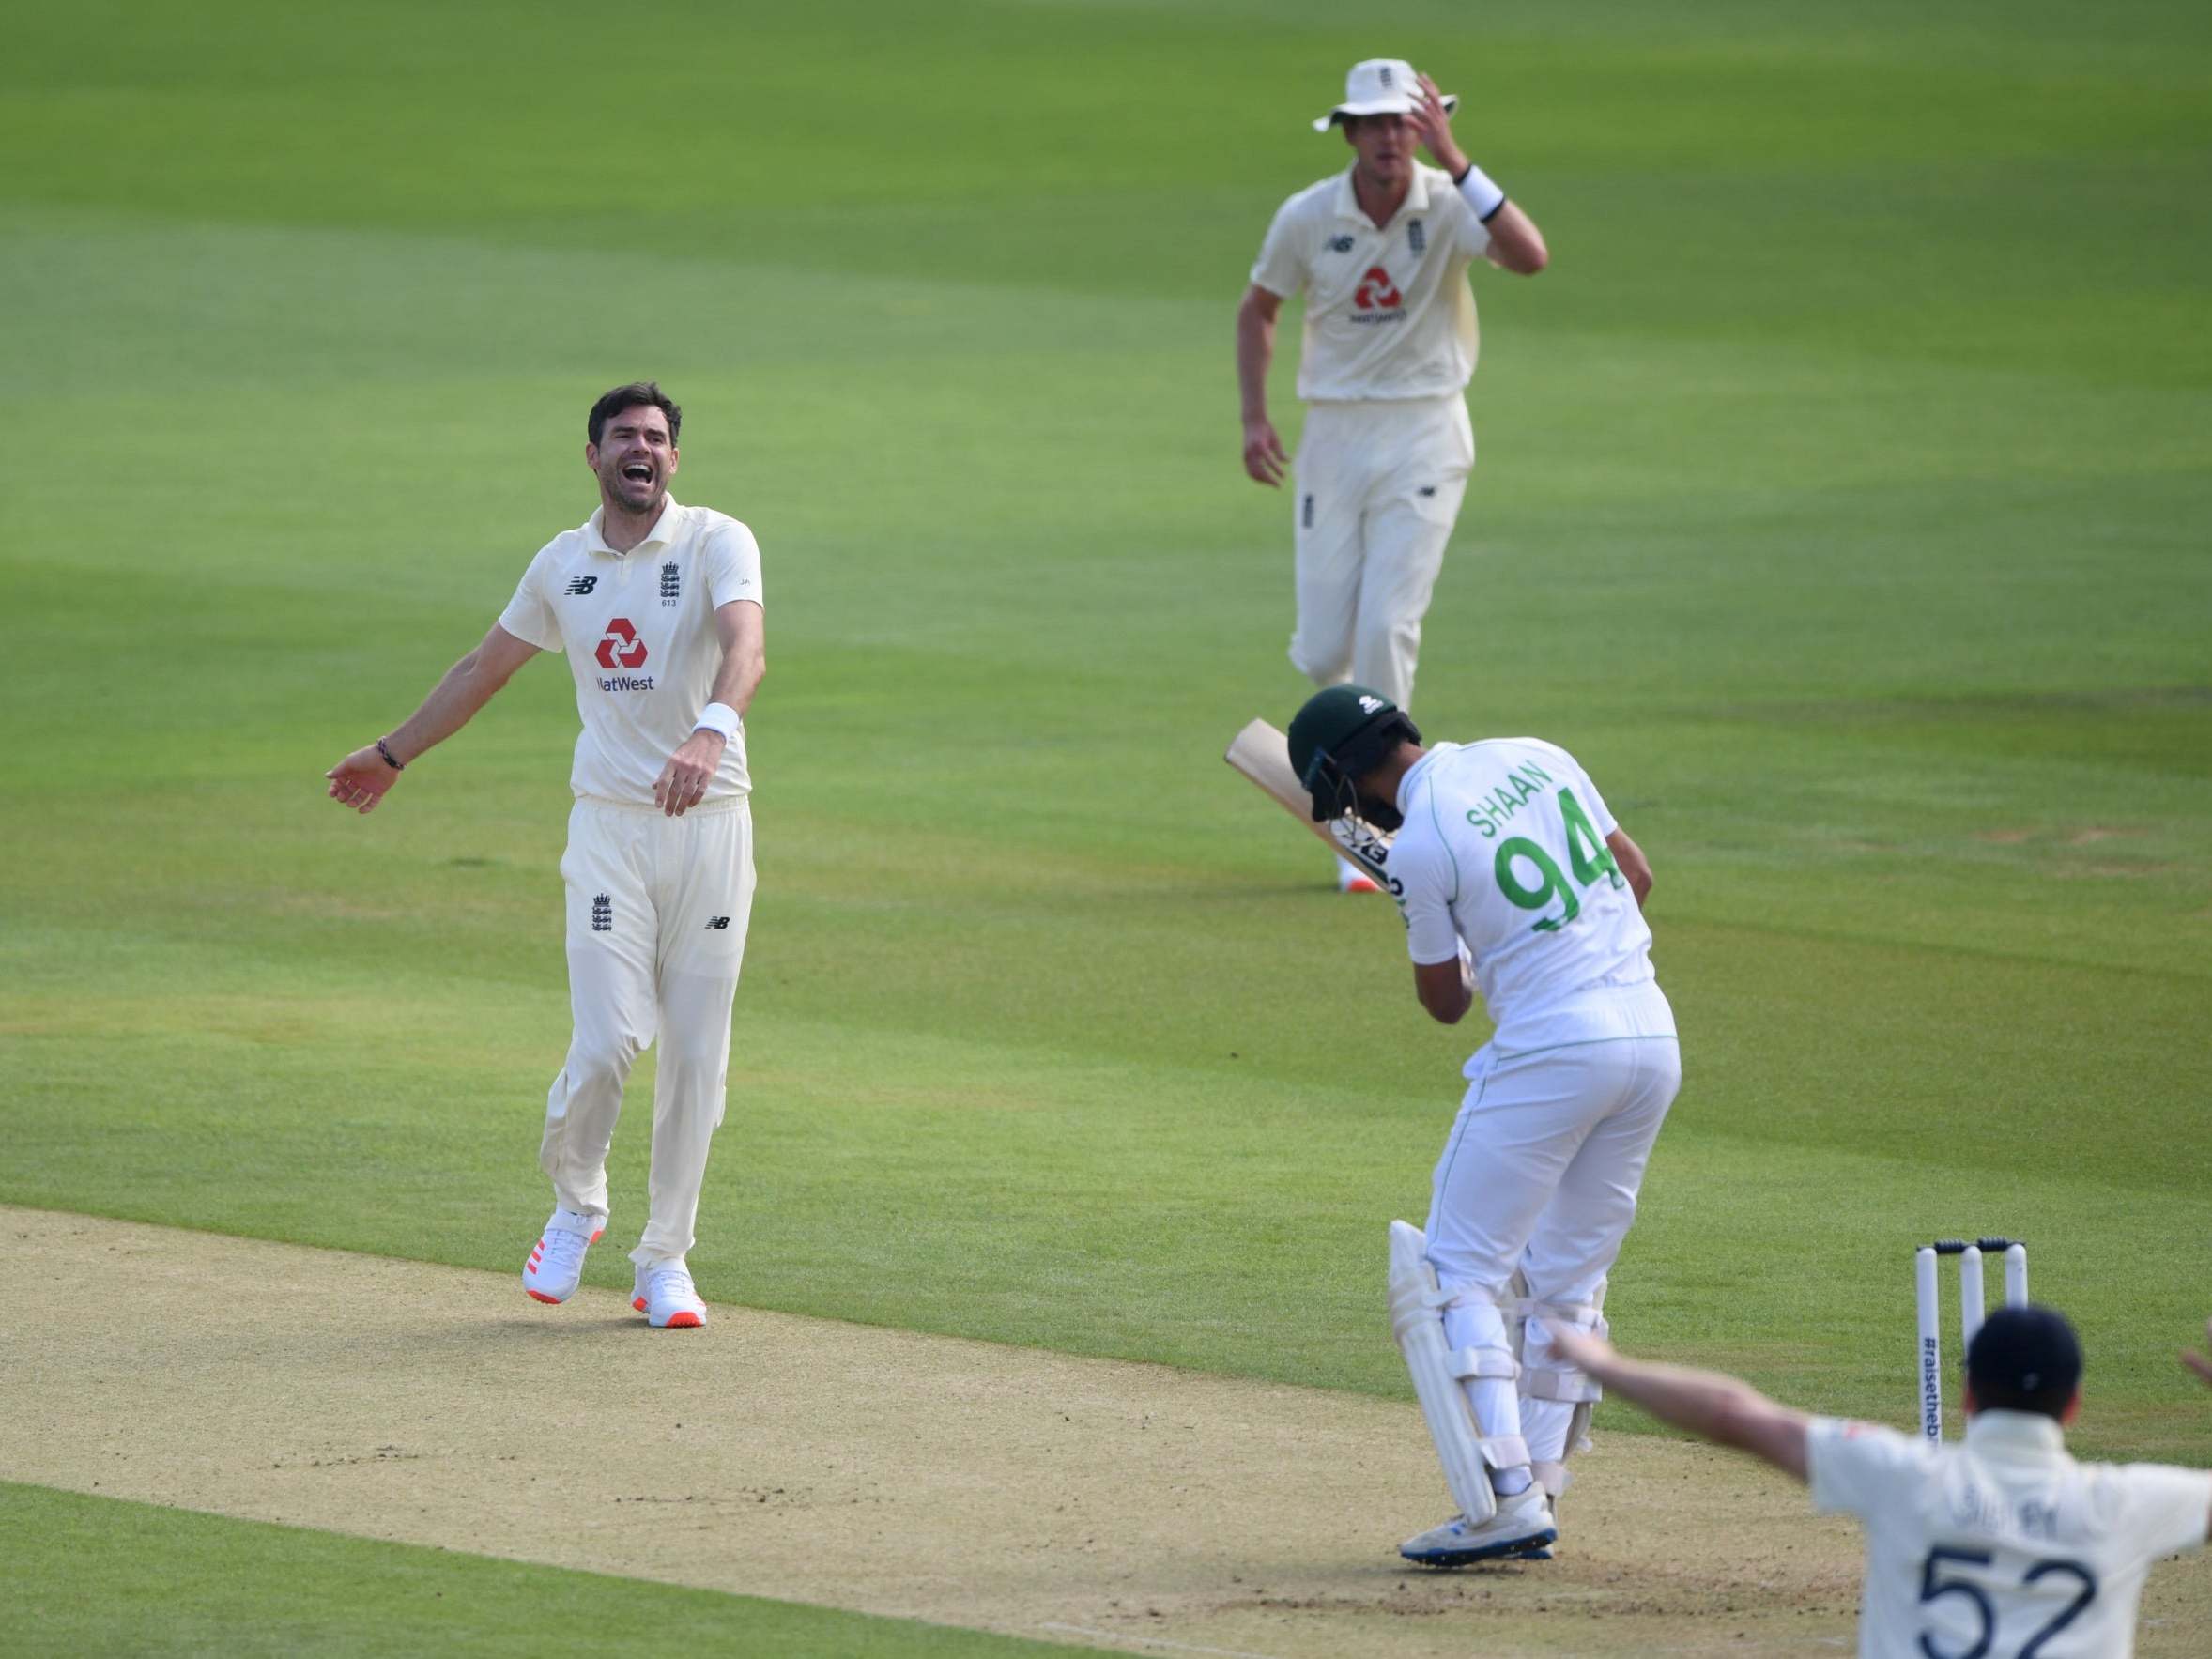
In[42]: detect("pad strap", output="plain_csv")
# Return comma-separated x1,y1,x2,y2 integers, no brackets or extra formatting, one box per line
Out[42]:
1528,1300,1607,1331
1447,1346,1520,1382
1440,1283,1525,1315
1477,1435,1529,1471
1520,1365,1605,1405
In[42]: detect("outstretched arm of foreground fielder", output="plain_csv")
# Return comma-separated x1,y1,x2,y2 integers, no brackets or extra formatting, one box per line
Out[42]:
324,622,541,814
2187,1320,2212,1388
2188,1322,2212,1543
1544,1321,1812,1482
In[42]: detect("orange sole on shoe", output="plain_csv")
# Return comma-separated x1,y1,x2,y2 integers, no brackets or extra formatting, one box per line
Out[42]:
522,1228,607,1303
663,1311,704,1329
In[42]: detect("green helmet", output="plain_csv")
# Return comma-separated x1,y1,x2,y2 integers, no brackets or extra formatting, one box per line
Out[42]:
1286,684,1422,822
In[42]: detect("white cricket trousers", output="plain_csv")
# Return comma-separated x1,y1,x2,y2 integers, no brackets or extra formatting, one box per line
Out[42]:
539,795,756,1269
1288,394,1474,710
1425,1034,1681,1470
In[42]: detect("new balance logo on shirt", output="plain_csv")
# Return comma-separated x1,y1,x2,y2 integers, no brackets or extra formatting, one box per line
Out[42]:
564,576,598,595
705,916,730,929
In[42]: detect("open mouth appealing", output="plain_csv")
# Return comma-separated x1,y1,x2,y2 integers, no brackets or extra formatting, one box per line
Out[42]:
621,462,653,484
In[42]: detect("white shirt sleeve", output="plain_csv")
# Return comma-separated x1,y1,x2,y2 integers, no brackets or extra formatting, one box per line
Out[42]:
1806,1418,1928,1521
2122,1464,2212,1559
1449,188,1494,261
1249,198,1308,300
1393,830,1464,967
704,520,764,611
497,546,562,653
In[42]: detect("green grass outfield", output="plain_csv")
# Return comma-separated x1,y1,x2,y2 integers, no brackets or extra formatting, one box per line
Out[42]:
0,1482,1114,1658
4,0,2210,1647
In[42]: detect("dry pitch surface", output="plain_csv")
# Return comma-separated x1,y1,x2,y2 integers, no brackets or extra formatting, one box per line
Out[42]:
8,1207,2204,1658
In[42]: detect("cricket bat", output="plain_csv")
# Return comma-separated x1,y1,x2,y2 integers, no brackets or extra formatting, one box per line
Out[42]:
1223,718,1395,886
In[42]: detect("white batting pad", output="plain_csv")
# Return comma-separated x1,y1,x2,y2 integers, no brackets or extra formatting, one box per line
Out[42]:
1388,1220,1498,1525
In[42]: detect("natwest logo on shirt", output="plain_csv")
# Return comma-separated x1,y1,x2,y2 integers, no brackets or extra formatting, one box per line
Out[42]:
594,617,655,691
1354,267,1403,310
595,619,649,670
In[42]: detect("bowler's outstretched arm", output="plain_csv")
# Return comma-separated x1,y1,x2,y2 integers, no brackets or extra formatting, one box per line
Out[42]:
2186,1319,2212,1388
1545,1321,1812,1481
324,622,540,813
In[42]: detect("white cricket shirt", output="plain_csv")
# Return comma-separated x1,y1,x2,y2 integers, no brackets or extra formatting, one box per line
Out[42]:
1250,162,1492,404
1390,740,1673,1057
1808,1412,2211,1659
498,496,763,805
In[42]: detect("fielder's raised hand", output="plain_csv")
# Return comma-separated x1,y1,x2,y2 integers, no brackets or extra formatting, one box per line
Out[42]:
1411,72,1468,178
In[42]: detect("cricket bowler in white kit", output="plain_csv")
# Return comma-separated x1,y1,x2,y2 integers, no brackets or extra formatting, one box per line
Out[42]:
1240,62,1549,894
1546,1305,2212,1657
1283,684,1678,1564
325,381,765,1330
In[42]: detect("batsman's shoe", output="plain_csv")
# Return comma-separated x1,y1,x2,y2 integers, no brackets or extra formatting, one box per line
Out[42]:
1336,856,1382,895
1400,1487,1558,1567
522,1208,605,1304
633,1262,708,1329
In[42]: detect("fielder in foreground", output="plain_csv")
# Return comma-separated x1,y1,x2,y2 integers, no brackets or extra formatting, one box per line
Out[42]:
1283,685,1677,1564
1239,60,1548,893
324,381,765,1329
1546,1309,2212,1658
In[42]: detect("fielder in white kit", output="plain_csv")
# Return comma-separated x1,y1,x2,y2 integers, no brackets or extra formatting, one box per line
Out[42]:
1240,61,1549,893
324,381,765,1329
1544,1305,2212,1657
1283,684,1678,1563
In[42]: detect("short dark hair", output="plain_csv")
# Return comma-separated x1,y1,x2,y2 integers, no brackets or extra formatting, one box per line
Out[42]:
588,381,682,448
1966,1305,2082,1420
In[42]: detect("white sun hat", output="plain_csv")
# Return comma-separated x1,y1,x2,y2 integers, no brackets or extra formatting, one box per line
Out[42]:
1312,58,1459,131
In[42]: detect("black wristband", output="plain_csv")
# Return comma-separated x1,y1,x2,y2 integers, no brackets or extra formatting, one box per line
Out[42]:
376,737,406,772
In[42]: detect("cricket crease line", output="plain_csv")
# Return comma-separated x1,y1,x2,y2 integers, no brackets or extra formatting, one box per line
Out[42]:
1038,1622,1284,1659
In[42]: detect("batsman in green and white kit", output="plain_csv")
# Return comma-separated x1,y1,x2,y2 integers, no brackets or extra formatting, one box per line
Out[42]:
1284,684,1680,1565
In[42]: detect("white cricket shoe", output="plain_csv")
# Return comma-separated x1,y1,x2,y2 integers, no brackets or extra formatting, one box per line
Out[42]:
522,1208,605,1304
1400,1486,1558,1566
632,1262,708,1329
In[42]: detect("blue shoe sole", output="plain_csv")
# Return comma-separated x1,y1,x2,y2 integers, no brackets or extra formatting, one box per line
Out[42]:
1400,1525,1558,1567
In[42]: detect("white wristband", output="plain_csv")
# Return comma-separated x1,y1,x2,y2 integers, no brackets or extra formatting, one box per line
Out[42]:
1455,163,1506,223
693,701,741,742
